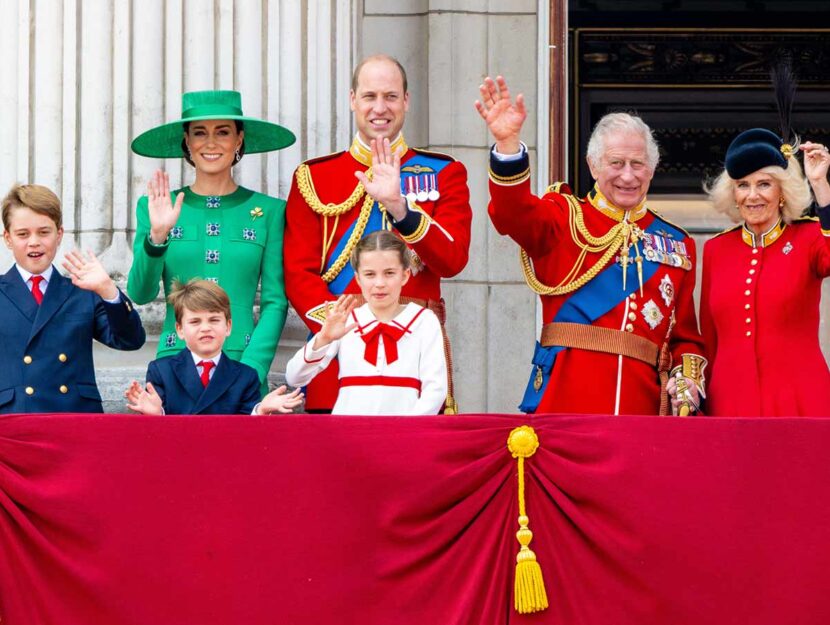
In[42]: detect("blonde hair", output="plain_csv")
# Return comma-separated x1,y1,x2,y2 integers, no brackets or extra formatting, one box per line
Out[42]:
168,279,231,323
705,156,812,223
2,184,63,230
349,230,411,272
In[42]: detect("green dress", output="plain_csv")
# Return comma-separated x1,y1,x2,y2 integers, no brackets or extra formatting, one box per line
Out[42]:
127,186,288,386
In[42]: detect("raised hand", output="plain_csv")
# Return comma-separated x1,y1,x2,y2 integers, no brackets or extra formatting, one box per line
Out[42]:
801,142,830,207
315,294,358,348
474,75,527,154
354,138,407,220
62,249,118,299
258,385,304,414
125,381,164,415
147,169,184,244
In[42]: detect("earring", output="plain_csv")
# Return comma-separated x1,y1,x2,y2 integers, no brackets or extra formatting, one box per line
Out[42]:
235,149,241,163
779,196,785,209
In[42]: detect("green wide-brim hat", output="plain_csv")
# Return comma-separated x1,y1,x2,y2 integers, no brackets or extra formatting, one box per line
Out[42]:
131,90,296,158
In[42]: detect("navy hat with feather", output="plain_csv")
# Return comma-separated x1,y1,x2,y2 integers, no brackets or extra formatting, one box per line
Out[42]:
724,62,797,180
725,128,790,179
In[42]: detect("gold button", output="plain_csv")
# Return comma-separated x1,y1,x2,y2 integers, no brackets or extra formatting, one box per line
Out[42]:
625,323,634,332
629,302,638,310
752,248,759,254
59,353,67,362
629,293,637,301
628,312,637,321
59,385,68,394
744,290,751,296
745,304,751,310
25,387,34,395
745,318,752,324
23,355,32,364
751,259,758,266
745,278,752,284
749,269,756,275
746,331,752,337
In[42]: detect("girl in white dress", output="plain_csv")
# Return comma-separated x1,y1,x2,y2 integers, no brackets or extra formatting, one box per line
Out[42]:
286,231,447,415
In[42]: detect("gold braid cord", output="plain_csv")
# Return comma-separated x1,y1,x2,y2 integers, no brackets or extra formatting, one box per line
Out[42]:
320,192,376,284
520,194,626,296
295,163,371,217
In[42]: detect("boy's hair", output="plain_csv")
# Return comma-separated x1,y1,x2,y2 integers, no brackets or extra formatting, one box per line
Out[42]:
168,279,232,323
2,184,63,230
350,230,411,271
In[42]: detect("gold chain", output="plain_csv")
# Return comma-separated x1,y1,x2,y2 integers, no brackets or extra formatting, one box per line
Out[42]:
296,163,371,217
520,195,626,296
321,191,376,283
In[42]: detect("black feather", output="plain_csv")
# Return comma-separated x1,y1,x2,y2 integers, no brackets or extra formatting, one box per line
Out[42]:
771,61,797,146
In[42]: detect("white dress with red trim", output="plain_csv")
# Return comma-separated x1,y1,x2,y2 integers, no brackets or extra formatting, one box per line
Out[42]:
285,302,448,415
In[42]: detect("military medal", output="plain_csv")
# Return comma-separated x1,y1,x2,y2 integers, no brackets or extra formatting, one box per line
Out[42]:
405,176,417,202
783,241,793,255
416,176,429,202
427,174,440,201
659,274,675,307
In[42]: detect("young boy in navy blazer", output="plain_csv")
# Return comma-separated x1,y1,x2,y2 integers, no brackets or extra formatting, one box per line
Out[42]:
125,279,301,415
0,184,146,414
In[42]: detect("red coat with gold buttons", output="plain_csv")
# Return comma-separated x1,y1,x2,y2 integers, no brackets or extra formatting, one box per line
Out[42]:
700,219,830,416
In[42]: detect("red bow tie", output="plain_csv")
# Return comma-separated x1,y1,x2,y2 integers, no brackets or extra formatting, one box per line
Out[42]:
361,322,406,366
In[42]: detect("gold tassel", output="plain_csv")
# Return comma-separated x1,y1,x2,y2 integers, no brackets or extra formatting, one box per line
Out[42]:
507,426,549,614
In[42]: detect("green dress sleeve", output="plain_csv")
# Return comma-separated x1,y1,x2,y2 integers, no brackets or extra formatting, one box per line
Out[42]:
239,196,289,384
127,195,168,305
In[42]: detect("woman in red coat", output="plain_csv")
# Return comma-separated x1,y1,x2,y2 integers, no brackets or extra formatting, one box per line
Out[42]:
701,129,830,416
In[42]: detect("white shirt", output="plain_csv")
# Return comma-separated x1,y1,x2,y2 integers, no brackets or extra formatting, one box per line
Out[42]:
190,352,222,382
286,303,448,415
16,264,54,293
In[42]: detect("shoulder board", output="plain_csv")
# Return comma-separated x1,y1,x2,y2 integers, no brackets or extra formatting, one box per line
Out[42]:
793,215,819,223
709,223,742,239
544,181,573,196
301,150,346,168
410,147,456,162
647,208,693,238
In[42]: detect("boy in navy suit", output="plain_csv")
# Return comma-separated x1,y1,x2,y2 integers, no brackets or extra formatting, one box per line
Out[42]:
125,279,302,415
0,184,146,413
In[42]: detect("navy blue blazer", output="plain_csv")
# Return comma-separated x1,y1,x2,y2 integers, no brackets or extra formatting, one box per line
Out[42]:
0,266,146,414
146,349,262,415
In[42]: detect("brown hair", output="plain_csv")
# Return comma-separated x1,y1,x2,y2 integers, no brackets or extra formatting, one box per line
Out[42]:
350,230,411,272
168,279,232,323
2,184,63,230
351,54,408,94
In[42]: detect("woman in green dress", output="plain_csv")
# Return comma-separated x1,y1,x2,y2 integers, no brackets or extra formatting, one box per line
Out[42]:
128,90,295,389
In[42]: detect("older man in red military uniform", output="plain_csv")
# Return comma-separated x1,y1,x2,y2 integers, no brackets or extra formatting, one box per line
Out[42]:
284,55,472,412
475,76,705,415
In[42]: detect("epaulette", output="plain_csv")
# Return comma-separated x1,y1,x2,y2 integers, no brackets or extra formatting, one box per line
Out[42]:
411,147,456,162
544,181,573,196
648,207,694,238
794,215,819,223
709,223,742,239
301,150,344,167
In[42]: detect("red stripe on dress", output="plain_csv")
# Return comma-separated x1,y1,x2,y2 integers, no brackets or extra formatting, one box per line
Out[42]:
339,376,422,391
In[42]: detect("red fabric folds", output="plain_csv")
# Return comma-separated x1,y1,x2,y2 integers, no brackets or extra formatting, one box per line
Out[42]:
1,413,830,625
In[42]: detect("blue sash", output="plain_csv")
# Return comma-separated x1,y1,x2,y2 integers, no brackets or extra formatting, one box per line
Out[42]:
520,214,684,413
323,153,452,294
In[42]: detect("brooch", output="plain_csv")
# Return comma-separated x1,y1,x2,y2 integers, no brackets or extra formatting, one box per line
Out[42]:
641,299,664,330
250,206,263,221
206,222,220,236
206,196,221,209
782,241,793,255
243,227,257,241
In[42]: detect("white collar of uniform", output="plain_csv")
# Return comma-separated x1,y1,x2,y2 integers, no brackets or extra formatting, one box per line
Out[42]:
353,301,423,332
190,351,222,368
16,264,54,286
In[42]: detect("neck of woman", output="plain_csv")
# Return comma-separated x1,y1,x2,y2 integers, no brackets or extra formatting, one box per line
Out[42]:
370,302,405,323
190,171,238,196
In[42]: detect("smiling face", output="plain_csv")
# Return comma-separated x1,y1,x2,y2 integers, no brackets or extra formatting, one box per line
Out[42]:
350,58,409,144
183,119,243,175
588,132,654,211
734,170,782,235
3,206,63,275
354,249,411,318
176,307,232,360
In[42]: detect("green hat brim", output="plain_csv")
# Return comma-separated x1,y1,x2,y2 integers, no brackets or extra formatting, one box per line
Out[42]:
131,114,296,158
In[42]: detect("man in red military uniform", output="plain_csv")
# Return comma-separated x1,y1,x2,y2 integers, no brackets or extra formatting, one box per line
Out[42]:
285,55,472,412
475,76,705,415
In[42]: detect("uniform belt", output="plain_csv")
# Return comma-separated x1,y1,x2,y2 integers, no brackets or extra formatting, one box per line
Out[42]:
540,322,659,367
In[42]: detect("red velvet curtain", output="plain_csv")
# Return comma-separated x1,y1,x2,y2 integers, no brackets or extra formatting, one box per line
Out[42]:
2,413,829,625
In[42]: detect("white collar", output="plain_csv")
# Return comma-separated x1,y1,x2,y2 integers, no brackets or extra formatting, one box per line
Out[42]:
353,301,422,330
16,264,54,285
190,351,222,367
